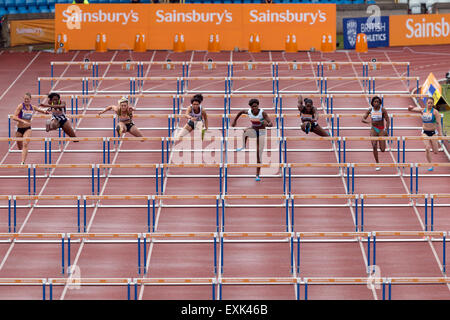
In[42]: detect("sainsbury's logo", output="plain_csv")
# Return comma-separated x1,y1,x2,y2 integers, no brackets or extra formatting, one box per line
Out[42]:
249,9,327,24
62,5,139,29
406,17,449,39
155,9,233,25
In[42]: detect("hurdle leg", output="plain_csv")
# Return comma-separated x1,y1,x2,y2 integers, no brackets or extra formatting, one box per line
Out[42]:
290,197,294,233
138,236,141,275
61,236,65,274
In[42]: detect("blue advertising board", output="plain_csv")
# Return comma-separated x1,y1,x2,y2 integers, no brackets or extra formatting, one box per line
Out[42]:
343,16,389,49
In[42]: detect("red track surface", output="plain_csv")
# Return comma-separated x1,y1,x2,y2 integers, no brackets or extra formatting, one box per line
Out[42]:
0,45,449,300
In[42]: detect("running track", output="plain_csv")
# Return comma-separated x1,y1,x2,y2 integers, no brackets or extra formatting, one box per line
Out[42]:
0,45,449,300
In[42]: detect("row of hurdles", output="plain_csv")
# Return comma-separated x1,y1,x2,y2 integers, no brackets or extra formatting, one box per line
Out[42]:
0,231,447,279
2,135,449,165
2,275,449,300
49,60,412,81
7,111,443,137
1,193,449,233
38,75,420,96
26,92,428,114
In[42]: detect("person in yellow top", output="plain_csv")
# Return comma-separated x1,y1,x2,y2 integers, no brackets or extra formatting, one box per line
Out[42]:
72,0,89,4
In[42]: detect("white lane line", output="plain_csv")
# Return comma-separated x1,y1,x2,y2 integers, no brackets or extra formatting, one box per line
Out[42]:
342,52,379,299
0,52,41,102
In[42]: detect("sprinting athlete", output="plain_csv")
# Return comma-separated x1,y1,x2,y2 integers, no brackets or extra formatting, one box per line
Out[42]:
362,96,390,171
408,97,444,171
98,96,144,138
231,98,273,181
12,93,49,164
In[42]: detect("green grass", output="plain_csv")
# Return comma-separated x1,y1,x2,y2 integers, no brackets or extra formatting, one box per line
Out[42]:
442,110,450,135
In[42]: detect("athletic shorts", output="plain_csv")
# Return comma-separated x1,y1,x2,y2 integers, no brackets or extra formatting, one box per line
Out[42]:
423,130,436,137
17,127,31,135
53,115,67,128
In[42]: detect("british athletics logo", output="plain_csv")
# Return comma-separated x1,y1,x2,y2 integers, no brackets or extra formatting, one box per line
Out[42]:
343,16,389,49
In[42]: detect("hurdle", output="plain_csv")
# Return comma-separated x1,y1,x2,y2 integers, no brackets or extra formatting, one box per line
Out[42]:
414,163,450,194
221,194,289,232
223,163,285,194
350,163,415,194
48,278,133,300
97,164,159,195
302,277,375,300
282,137,339,163
144,232,218,275
0,278,47,300
381,277,450,300
296,232,370,276
290,194,359,231
370,231,447,274
0,164,35,195
159,163,223,194
150,195,220,232
136,278,217,300
402,136,450,163
67,233,143,274
321,76,419,95
219,232,295,275
341,136,400,163
287,163,350,194
429,194,450,232
218,277,298,300
358,194,429,232
8,195,81,232
0,233,65,274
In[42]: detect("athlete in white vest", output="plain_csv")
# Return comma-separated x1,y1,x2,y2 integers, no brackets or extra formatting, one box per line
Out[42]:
231,98,273,181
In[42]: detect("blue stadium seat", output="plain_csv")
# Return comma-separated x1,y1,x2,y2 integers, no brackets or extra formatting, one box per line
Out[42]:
47,0,56,6
119,0,130,3
4,0,16,6
6,6,19,14
38,5,51,13
15,0,26,5
25,0,38,13
0,7,7,18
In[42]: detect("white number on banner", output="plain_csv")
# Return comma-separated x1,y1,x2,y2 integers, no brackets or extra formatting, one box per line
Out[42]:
292,35,296,43
366,4,381,29
66,5,81,30
210,34,214,43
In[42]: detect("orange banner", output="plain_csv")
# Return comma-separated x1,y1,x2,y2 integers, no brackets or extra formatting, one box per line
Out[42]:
10,19,55,47
390,13,450,46
55,4,336,51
